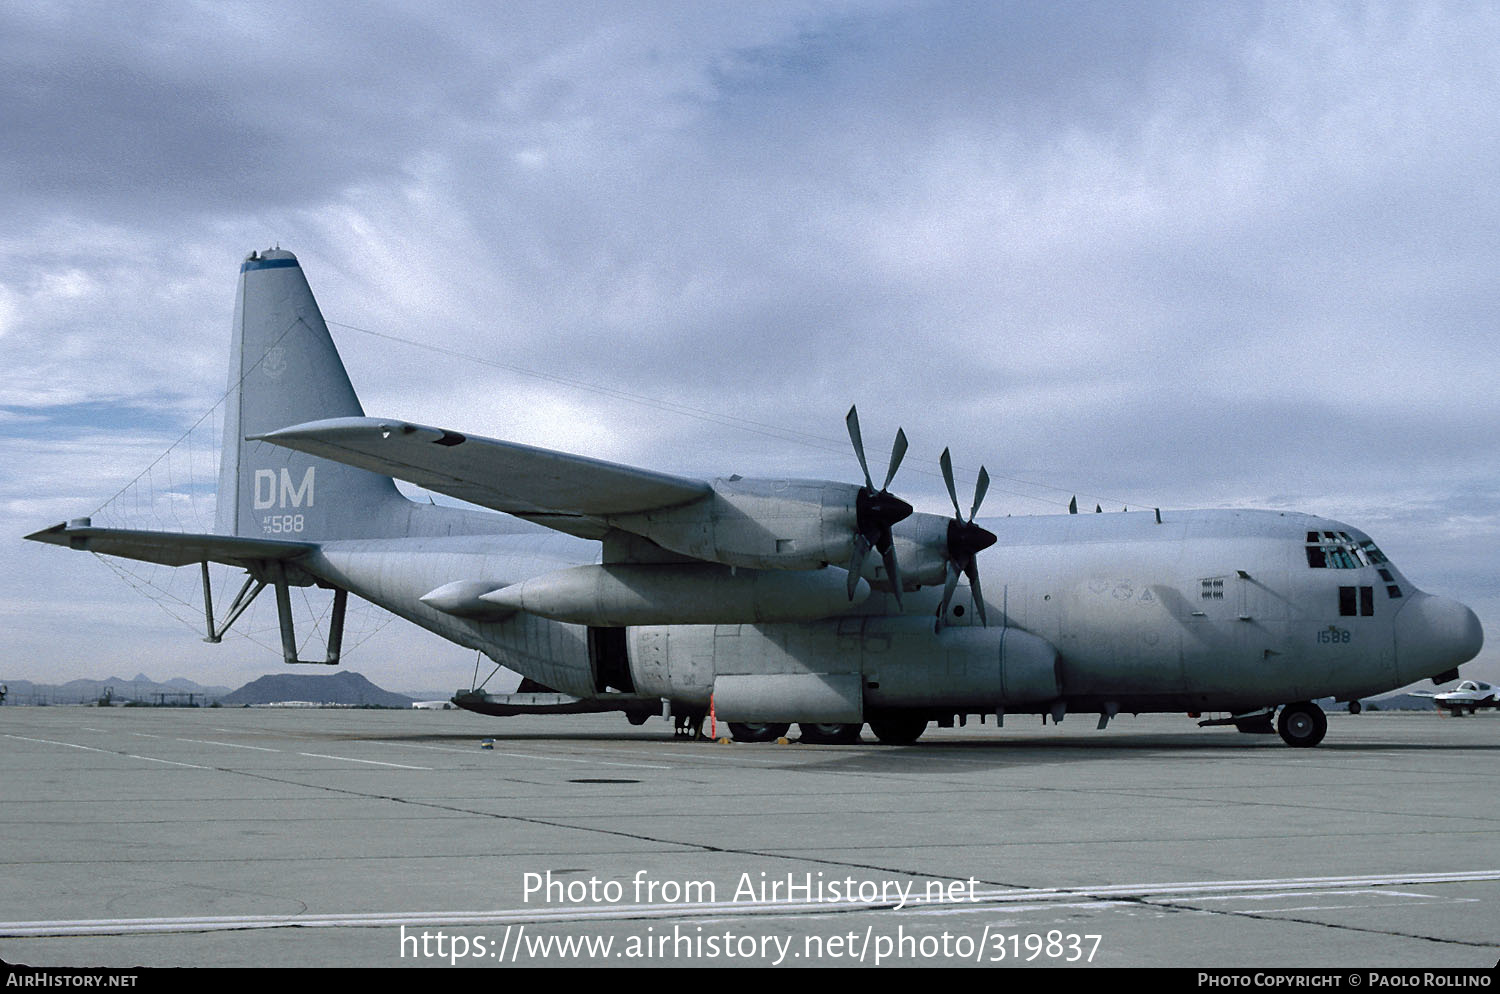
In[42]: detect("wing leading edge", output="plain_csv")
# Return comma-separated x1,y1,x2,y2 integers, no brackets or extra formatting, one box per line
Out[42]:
250,417,712,537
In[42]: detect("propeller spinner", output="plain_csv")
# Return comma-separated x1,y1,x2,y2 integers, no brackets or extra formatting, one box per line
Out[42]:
845,406,913,606
936,448,998,632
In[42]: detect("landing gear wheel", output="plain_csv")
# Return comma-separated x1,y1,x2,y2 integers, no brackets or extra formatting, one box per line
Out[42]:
798,722,863,745
727,722,790,743
1277,701,1327,748
867,715,928,745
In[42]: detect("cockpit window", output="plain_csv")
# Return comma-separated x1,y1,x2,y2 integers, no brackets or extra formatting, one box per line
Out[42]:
1307,542,1362,568
1305,533,1382,570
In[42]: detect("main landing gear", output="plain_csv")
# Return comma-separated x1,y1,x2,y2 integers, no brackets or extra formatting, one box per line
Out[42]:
866,715,929,745
798,722,863,745
726,722,790,743
1276,701,1327,748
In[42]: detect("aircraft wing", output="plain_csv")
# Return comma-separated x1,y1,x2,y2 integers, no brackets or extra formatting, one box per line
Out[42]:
250,417,713,529
24,524,314,568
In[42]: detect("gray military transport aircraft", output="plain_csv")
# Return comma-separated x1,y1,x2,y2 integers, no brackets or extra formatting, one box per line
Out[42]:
27,249,1485,747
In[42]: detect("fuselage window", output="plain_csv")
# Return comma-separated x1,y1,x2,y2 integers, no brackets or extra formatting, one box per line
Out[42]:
1339,585,1375,617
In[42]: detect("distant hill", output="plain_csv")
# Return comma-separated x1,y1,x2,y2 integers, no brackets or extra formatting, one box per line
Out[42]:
1364,693,1437,711
1,671,429,707
1318,693,1436,712
219,670,414,708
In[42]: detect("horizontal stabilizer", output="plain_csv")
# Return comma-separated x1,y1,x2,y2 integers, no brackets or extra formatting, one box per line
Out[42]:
25,522,313,568
250,417,712,522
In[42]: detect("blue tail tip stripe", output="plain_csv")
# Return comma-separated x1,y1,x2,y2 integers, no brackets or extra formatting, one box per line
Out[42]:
241,257,300,273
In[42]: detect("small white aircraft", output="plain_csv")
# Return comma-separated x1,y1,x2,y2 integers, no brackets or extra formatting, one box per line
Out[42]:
27,250,1485,748
1413,680,1499,716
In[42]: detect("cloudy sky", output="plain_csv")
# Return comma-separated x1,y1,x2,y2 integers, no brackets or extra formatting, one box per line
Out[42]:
3,1,1496,697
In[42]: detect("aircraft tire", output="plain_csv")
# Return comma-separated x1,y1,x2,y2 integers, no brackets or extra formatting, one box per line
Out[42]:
1276,702,1327,747
868,715,928,745
798,722,863,745
727,722,790,743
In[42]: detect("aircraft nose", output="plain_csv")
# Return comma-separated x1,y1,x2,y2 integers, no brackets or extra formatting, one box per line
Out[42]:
1394,593,1484,683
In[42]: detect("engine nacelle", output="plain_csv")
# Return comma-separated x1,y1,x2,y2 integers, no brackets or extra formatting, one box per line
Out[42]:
888,514,955,588
606,477,862,571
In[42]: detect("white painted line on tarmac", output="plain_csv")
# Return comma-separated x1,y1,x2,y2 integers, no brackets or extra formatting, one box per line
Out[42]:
296,752,432,770
175,737,282,752
3,869,1496,937
380,740,670,770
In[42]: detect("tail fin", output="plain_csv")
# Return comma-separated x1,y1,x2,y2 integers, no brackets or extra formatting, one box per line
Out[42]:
216,249,409,540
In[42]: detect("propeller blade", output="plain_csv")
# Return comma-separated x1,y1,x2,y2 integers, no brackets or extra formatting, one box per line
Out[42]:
846,533,872,600
878,534,904,610
935,559,962,633
971,466,989,521
846,406,873,490
883,428,908,491
965,558,988,627
940,448,962,519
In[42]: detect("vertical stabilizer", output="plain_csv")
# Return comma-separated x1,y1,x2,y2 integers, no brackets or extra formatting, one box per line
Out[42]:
216,249,407,540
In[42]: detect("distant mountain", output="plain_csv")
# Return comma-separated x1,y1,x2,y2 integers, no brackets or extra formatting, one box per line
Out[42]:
1365,693,1437,711
0,671,415,707
219,670,414,708
1317,693,1436,711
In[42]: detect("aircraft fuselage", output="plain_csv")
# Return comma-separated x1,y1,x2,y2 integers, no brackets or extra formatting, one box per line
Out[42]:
299,505,1481,724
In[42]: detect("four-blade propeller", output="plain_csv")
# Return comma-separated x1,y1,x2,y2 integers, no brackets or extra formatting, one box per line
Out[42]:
845,406,913,607
843,406,997,628
936,447,998,632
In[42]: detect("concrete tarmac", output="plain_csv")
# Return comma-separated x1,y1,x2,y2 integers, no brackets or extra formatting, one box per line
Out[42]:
1,706,1497,969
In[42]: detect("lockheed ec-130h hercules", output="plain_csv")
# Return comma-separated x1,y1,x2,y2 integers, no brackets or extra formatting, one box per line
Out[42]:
27,250,1484,747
